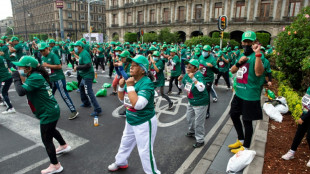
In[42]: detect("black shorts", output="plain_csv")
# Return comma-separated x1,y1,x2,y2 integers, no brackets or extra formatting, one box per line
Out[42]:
230,95,263,121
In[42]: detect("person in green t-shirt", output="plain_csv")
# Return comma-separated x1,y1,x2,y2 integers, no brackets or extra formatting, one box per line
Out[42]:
150,51,173,109
108,55,161,174
93,44,105,73
0,50,15,114
32,37,42,64
48,39,61,60
38,42,78,120
215,49,231,89
72,41,102,116
167,48,182,95
178,59,209,148
8,36,24,62
12,56,71,174
228,31,265,154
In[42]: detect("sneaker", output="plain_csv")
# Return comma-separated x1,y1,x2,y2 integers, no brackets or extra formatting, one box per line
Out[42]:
231,146,245,154
168,102,173,110
213,98,218,103
185,132,195,138
108,163,128,172
56,144,71,155
193,142,204,148
282,151,295,160
2,108,16,114
90,111,101,117
206,113,210,119
178,90,182,95
80,104,91,108
110,92,117,96
119,110,126,117
102,70,105,73
228,139,243,149
0,102,6,106
307,159,310,167
68,111,79,120
41,163,63,174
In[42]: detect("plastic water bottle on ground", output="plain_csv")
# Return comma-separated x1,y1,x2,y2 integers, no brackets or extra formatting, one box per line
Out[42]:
94,116,99,127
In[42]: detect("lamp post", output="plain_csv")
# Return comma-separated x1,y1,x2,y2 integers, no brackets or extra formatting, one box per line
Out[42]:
22,0,28,40
87,0,100,43
75,0,77,41
56,0,65,41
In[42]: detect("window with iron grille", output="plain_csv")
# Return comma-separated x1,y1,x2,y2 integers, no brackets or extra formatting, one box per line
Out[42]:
195,4,202,19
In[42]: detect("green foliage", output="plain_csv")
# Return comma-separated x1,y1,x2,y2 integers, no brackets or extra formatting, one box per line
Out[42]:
157,27,180,44
274,6,310,91
142,33,158,43
273,71,303,120
112,34,119,41
6,27,14,36
29,34,48,41
255,32,270,47
124,32,137,43
184,36,239,48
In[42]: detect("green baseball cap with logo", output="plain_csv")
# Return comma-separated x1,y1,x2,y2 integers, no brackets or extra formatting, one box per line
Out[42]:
110,41,116,45
152,42,157,45
203,45,211,52
149,46,157,51
185,59,199,68
74,41,84,47
1,36,7,40
13,56,39,68
114,46,123,51
129,55,149,71
0,40,4,44
38,42,49,51
222,48,227,53
162,44,168,48
214,45,220,49
10,36,19,42
217,51,223,57
119,50,131,58
48,39,56,44
234,46,239,49
170,48,177,53
153,51,160,57
242,31,256,42
80,38,86,42
267,45,271,48
194,48,201,55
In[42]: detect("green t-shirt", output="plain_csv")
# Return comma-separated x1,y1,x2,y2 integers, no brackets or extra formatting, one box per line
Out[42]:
22,73,60,124
124,76,155,126
78,49,94,79
199,54,217,82
181,49,187,59
84,44,91,54
0,56,11,82
97,47,105,58
218,54,229,72
10,43,23,61
150,60,165,87
51,46,60,59
171,55,181,77
182,71,209,106
235,52,266,101
42,52,65,82
1,45,10,60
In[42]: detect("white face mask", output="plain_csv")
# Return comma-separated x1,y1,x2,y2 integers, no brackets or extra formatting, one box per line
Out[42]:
202,51,209,57
115,52,119,56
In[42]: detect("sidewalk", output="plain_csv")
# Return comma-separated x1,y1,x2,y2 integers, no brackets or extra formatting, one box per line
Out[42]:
191,95,269,174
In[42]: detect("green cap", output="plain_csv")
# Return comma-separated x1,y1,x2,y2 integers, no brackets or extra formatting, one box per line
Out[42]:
234,46,239,49
170,48,177,53
222,48,227,53
125,42,130,45
130,55,149,71
214,45,220,49
10,36,19,42
260,46,266,50
38,42,49,51
80,38,86,42
138,41,141,44
153,51,160,57
162,44,167,48
48,39,56,44
74,41,84,47
13,56,39,68
0,40,4,44
242,31,256,42
149,46,157,51
267,45,271,48
203,45,211,52
152,42,157,45
110,41,116,45
227,47,231,51
114,46,123,51
1,36,7,40
194,48,201,55
116,42,121,45
185,59,199,68
119,50,131,58
217,51,223,57
33,37,38,40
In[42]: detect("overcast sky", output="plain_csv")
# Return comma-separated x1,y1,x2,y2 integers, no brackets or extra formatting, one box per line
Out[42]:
0,0,13,20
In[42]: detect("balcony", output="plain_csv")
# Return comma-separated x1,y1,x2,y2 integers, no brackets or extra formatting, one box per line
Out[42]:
110,5,119,10
148,21,157,25
124,2,134,7
192,19,204,23
111,24,119,27
231,17,247,23
282,16,296,23
137,22,144,26
255,17,273,22
162,20,171,24
175,19,186,24
126,23,133,26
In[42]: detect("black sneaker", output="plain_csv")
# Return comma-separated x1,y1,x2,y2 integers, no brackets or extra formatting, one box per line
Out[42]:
110,92,117,96
178,90,182,95
168,102,173,110
193,142,204,148
206,113,210,119
119,110,126,117
186,132,195,137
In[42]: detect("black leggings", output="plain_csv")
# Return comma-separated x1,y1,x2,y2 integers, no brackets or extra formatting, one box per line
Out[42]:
290,117,310,151
40,120,66,164
168,76,181,92
206,82,212,114
109,62,114,77
230,113,253,148
67,54,75,69
157,86,172,104
95,58,105,71
215,71,230,88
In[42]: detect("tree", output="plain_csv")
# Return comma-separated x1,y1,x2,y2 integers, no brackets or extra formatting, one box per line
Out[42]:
124,32,137,43
6,27,13,36
157,28,180,43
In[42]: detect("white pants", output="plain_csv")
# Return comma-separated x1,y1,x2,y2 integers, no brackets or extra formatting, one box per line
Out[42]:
115,116,161,174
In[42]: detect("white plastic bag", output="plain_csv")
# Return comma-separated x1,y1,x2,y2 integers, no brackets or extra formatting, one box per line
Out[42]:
275,104,289,114
263,103,283,122
226,150,256,174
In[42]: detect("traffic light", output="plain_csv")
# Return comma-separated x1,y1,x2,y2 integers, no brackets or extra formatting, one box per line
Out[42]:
218,15,227,31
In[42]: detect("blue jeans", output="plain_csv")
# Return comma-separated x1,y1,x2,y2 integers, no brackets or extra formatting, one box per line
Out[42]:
52,79,76,113
0,78,13,109
79,78,102,113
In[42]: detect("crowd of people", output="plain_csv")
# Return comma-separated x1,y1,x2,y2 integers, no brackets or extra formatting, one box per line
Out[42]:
1,31,309,174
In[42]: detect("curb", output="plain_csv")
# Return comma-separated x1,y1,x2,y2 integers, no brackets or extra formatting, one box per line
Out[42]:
243,95,269,174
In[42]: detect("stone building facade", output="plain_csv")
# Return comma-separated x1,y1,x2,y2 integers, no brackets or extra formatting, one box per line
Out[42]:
106,0,309,43
11,0,106,41
0,17,14,37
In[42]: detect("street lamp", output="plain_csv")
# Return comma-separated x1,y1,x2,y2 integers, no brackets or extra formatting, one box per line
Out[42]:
87,0,100,43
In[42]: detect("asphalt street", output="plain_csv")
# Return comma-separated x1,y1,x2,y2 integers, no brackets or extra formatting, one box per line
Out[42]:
0,68,233,174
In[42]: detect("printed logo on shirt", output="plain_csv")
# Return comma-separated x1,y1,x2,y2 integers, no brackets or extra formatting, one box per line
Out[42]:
237,63,250,84
219,61,225,68
199,64,207,77
150,69,158,80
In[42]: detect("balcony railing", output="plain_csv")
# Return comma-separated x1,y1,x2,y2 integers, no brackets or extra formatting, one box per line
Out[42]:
192,19,204,23
126,23,133,26
175,19,186,24
281,16,296,22
135,1,145,5
231,17,247,22
137,22,144,26
162,20,171,24
148,21,157,25
124,2,134,7
110,5,119,10
255,17,273,22
111,24,119,27
210,18,218,22
147,0,158,3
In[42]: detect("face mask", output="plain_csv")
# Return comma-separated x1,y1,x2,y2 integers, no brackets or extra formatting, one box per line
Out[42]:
202,51,209,58
18,69,27,77
153,57,158,61
115,52,119,56
74,47,79,54
242,45,254,56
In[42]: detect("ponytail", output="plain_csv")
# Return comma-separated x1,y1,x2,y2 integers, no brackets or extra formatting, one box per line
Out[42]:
32,66,52,87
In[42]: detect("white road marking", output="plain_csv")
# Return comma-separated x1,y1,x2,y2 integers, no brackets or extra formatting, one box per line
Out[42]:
0,107,89,174
174,93,234,174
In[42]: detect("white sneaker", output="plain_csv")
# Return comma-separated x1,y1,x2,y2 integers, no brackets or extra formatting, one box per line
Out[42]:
282,151,295,160
41,163,63,174
307,159,310,167
102,70,105,73
2,108,16,114
0,102,6,106
108,162,128,172
56,145,71,155
213,98,218,103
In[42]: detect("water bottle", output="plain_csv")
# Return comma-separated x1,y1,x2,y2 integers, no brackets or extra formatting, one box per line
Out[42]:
94,116,99,127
